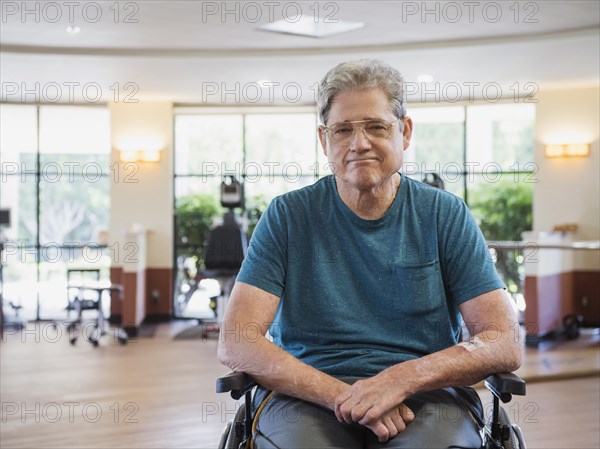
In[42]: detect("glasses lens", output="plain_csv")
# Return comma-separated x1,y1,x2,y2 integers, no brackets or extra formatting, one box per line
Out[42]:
364,120,390,139
329,123,354,142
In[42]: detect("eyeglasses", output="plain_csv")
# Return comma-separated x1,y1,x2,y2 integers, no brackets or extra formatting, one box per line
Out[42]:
321,118,403,144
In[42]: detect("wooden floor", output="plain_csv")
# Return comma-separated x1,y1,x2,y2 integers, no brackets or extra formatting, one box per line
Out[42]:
1,322,598,449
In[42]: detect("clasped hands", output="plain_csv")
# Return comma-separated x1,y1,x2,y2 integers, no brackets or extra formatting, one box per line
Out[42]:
333,373,414,443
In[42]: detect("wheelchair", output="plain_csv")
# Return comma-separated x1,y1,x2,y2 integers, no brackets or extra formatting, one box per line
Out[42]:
216,371,526,449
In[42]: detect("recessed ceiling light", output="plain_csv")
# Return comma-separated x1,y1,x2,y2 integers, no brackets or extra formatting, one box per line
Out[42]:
66,26,81,35
259,17,364,38
417,74,434,83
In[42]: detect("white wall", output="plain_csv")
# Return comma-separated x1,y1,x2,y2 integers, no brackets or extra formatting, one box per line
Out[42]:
108,102,173,269
534,87,600,240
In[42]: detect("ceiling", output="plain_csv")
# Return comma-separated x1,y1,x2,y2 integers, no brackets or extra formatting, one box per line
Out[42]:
1,1,599,104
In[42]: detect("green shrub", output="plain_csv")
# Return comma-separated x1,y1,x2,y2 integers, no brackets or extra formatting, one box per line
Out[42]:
469,180,533,293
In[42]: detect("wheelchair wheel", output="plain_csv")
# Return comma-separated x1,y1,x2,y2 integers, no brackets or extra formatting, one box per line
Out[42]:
499,407,518,449
225,404,247,449
218,421,232,449
512,423,527,449
485,407,522,449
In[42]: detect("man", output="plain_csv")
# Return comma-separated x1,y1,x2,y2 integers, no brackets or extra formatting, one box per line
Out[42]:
218,59,522,448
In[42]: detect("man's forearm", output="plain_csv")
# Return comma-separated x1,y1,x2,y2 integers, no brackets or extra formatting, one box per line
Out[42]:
382,325,523,399
218,282,350,410
218,334,348,410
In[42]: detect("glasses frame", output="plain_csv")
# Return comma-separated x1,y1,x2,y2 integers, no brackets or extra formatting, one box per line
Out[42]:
321,117,404,144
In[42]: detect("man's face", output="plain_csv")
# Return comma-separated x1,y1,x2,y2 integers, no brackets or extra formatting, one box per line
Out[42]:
318,88,412,191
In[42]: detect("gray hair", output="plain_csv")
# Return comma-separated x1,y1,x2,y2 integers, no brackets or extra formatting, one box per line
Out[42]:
317,59,407,125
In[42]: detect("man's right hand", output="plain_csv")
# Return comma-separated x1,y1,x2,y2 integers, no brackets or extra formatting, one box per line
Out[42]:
364,403,414,443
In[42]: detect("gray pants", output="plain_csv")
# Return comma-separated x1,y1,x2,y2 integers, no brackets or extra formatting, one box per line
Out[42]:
252,385,484,449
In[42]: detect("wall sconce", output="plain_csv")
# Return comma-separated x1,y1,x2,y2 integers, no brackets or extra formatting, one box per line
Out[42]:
545,143,590,158
120,149,161,163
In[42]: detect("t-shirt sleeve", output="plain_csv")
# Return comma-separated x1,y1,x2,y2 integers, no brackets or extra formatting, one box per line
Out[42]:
236,197,288,298
440,197,506,305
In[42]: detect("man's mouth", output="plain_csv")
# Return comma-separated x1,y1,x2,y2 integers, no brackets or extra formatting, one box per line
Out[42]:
347,158,378,164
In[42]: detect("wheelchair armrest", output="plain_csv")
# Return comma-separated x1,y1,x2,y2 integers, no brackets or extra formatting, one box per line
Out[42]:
216,372,257,400
484,372,526,403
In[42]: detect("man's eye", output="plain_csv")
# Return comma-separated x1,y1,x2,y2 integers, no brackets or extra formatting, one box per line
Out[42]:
366,123,387,131
334,127,353,134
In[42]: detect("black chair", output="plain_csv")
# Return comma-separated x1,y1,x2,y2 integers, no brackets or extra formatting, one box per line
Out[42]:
216,371,526,449
201,212,247,320
204,211,247,273
422,172,445,190
174,212,248,339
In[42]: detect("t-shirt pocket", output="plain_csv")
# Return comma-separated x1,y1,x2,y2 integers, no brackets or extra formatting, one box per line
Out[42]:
391,260,443,316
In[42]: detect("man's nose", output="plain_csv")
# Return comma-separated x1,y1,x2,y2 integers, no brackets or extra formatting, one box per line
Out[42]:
349,126,372,151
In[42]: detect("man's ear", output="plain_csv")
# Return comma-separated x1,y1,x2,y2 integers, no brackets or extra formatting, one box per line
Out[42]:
402,116,413,150
318,126,328,156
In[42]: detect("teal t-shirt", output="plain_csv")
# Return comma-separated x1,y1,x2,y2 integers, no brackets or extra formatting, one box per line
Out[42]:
237,174,504,378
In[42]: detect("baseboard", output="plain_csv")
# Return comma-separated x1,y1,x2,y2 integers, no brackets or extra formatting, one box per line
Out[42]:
123,325,138,338
108,314,122,325
142,314,172,324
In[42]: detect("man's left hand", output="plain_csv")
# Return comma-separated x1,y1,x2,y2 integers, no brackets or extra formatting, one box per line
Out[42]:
334,371,412,427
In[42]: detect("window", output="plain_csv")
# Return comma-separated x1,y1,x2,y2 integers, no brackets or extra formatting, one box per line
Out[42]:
405,103,535,204
173,104,535,317
0,104,111,321
173,109,319,318
404,106,466,199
